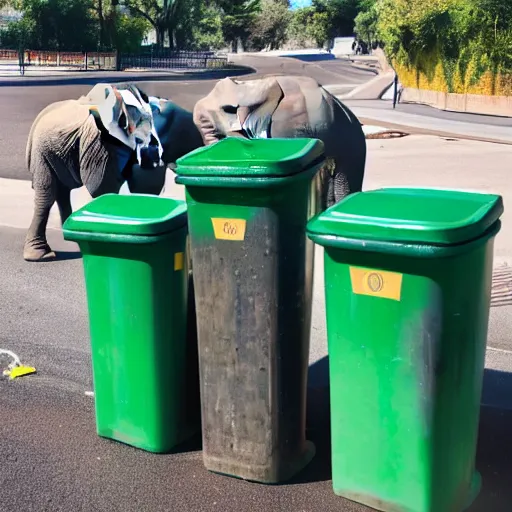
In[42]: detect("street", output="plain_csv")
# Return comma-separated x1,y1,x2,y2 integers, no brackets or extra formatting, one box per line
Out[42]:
1,54,512,511
0,54,375,181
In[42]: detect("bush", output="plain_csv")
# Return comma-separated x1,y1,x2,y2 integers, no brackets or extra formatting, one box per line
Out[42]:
372,0,512,95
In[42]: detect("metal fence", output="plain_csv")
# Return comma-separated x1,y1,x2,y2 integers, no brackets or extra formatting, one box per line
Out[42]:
119,50,228,71
0,48,229,72
0,49,117,70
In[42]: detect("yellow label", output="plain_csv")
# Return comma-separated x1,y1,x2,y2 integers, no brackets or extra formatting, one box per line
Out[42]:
349,267,403,301
211,218,247,241
174,252,184,271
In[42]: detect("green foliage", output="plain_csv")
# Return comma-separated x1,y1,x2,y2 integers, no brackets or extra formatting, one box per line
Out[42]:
248,0,291,50
217,0,261,51
0,0,370,53
287,6,329,48
191,3,225,50
356,0,512,90
121,0,183,48
312,0,359,38
172,0,204,49
1,0,97,50
354,2,377,47
113,13,150,52
288,0,365,48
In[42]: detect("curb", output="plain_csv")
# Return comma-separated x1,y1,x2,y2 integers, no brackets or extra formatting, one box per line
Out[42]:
400,87,512,119
357,116,512,145
338,71,395,101
0,65,254,87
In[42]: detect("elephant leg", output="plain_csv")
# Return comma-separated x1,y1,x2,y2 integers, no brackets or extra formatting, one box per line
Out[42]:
331,162,351,207
316,157,338,211
56,182,72,225
24,182,57,262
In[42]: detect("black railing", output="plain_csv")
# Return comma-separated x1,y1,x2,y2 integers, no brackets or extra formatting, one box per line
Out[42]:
119,50,228,71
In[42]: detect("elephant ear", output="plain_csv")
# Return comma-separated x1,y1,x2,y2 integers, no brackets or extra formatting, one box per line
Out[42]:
93,85,160,160
193,77,284,144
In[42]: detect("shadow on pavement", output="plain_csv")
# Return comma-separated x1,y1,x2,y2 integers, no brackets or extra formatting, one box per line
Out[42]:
302,359,512,510
0,67,254,88
281,53,336,63
55,250,82,261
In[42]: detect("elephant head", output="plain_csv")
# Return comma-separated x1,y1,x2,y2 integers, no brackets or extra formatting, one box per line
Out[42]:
81,83,164,169
192,75,366,210
193,77,284,145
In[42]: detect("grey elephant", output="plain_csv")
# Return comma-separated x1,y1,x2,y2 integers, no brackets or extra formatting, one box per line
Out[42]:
192,75,367,209
24,83,203,262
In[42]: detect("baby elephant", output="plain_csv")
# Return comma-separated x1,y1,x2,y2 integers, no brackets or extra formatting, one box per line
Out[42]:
23,83,163,262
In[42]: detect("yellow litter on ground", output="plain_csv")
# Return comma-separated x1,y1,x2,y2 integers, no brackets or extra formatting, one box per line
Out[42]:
0,349,36,380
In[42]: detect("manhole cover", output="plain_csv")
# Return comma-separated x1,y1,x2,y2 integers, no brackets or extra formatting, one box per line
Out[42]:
491,264,512,308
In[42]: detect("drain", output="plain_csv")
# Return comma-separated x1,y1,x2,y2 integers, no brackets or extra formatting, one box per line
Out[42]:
491,264,512,308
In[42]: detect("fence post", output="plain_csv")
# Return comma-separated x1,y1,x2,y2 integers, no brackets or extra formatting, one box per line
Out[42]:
392,72,399,109
84,52,88,71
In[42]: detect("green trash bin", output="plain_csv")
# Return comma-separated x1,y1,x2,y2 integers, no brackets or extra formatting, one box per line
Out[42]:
63,193,199,453
174,137,326,483
306,187,504,512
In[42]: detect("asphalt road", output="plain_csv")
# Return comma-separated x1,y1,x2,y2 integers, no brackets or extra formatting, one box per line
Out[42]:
0,54,375,182
2,133,512,511
1,225,512,512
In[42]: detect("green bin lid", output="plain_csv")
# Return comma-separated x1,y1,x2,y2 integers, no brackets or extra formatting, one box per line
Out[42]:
175,137,325,178
63,194,187,237
307,187,503,246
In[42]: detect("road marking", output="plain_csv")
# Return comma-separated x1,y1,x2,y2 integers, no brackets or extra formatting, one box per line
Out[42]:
323,84,359,89
487,346,512,355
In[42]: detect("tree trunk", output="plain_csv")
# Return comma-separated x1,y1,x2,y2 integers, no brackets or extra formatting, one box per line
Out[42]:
167,27,175,50
156,27,165,48
98,0,105,48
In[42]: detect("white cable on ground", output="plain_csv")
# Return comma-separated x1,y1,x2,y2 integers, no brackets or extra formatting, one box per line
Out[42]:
0,349,36,379
0,349,21,370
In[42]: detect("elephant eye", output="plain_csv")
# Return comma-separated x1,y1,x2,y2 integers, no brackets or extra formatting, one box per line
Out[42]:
222,105,238,114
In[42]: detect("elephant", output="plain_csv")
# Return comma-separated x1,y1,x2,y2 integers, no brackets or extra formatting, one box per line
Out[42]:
23,83,203,262
192,75,367,210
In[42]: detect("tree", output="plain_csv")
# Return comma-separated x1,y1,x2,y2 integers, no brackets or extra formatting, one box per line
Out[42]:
354,1,378,48
172,0,204,50
287,0,365,49
248,0,290,50
192,2,225,50
112,11,151,51
287,5,330,48
121,0,183,49
314,0,360,37
1,0,97,50
216,0,261,52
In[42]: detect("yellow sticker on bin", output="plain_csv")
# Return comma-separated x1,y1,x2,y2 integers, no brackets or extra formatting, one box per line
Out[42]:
174,252,184,271
349,267,403,301
211,218,247,241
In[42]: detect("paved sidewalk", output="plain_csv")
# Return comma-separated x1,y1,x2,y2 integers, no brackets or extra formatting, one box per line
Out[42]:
344,99,512,144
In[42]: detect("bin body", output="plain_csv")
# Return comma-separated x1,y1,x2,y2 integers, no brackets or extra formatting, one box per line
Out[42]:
175,137,326,483
63,194,199,453
307,187,504,512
